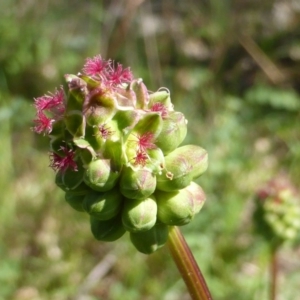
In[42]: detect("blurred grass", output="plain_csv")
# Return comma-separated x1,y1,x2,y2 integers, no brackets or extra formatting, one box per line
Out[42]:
1,0,300,299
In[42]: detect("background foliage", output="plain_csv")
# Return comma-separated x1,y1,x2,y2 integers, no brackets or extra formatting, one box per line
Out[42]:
1,0,300,299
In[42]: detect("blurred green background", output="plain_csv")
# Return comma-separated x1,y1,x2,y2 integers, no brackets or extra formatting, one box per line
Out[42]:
1,0,300,299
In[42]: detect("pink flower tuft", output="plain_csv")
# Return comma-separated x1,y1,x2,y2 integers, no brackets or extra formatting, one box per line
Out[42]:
150,103,168,119
32,112,54,135
82,55,111,77
34,87,65,114
133,150,148,167
97,124,114,140
49,146,78,173
107,63,133,86
136,132,156,152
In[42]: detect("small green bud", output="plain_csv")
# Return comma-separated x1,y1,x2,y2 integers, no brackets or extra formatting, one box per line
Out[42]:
156,145,208,191
65,192,85,212
83,189,123,220
155,182,206,226
155,111,187,154
84,159,120,192
130,222,169,254
120,166,156,199
122,196,157,232
90,215,126,242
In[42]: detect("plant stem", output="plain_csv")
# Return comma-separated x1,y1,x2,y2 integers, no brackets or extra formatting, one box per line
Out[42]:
270,247,278,300
167,226,213,300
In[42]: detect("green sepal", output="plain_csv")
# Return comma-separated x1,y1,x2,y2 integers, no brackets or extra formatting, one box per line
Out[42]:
155,182,206,226
146,148,165,174
155,111,187,154
149,90,172,109
156,145,208,191
65,74,86,112
83,189,123,220
130,222,169,254
131,79,149,109
119,166,156,199
65,192,85,212
79,74,101,89
85,90,117,126
55,175,91,195
90,215,126,242
65,111,86,138
122,196,157,232
103,139,127,172
84,159,120,192
115,85,137,107
49,119,65,137
132,112,162,138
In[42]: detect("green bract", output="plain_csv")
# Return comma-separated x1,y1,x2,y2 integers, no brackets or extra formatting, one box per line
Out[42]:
33,55,208,254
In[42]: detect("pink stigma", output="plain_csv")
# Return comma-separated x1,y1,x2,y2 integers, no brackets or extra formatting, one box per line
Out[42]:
49,146,78,173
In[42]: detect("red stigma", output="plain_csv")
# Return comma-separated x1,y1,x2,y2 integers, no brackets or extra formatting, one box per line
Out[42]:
133,150,148,167
136,132,156,152
49,146,78,173
98,124,113,140
150,103,168,119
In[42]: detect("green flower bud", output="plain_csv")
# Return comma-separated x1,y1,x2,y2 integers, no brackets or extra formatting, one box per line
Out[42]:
155,111,187,154
83,189,123,220
120,166,156,199
90,215,126,242
84,159,120,192
65,192,85,212
155,182,206,226
122,196,157,232
130,222,169,254
156,145,208,191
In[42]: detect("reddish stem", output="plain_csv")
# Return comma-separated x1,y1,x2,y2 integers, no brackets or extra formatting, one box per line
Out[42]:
270,247,278,300
167,226,213,300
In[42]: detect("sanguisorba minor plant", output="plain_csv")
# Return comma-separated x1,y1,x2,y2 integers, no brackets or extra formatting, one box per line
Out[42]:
32,55,212,299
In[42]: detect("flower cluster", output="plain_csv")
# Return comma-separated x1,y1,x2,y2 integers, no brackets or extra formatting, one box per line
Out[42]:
253,176,300,247
33,55,208,254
